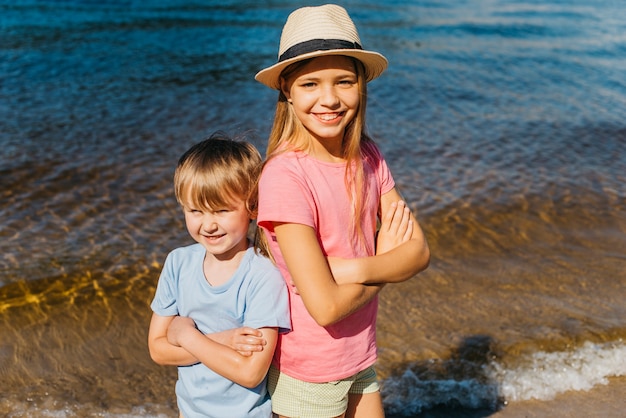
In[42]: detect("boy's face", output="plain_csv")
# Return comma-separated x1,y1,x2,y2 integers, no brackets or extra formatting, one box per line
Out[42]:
182,195,250,261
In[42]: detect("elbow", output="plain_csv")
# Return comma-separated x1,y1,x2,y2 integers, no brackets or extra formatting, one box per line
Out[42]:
420,245,431,271
239,372,267,389
309,305,342,327
148,340,177,366
301,292,351,326
313,315,336,328
422,244,430,270
411,244,430,277
233,358,269,388
400,242,431,282
149,348,168,366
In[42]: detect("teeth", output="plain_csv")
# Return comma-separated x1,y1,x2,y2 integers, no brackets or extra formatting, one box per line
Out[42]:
318,113,339,121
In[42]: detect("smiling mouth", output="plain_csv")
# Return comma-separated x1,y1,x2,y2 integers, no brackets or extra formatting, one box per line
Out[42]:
204,234,225,240
315,112,344,122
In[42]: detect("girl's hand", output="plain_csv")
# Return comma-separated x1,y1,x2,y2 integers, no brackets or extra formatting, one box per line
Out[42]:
376,200,413,255
327,201,413,285
167,316,197,347
215,327,267,357
289,279,300,295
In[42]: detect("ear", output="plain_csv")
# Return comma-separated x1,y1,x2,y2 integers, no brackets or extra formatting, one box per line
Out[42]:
280,78,291,102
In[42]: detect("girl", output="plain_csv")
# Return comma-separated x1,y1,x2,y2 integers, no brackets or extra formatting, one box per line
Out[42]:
254,5,430,418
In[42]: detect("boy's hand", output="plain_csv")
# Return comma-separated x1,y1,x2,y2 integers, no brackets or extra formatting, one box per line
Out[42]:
215,327,267,357
376,200,413,255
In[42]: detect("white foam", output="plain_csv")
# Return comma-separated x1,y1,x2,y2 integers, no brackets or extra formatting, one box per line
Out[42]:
491,340,626,401
381,339,626,414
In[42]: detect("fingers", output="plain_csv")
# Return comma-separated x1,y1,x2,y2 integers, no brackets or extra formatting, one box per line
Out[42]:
289,280,300,295
233,327,267,355
381,200,412,236
235,341,265,356
403,214,414,242
242,335,267,346
379,201,397,233
239,327,264,337
376,200,414,255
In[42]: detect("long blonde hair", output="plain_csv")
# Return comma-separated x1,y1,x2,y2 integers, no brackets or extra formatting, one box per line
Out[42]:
265,57,377,252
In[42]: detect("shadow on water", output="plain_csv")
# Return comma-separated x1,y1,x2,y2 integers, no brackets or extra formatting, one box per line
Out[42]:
383,335,505,418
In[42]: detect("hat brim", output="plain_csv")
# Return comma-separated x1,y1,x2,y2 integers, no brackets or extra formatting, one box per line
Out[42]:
255,49,388,90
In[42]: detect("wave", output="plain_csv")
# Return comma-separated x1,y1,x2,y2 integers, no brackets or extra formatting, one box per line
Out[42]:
381,340,626,415
493,340,626,402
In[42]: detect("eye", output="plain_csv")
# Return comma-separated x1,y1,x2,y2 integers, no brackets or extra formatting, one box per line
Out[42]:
338,78,356,87
211,206,232,214
184,206,202,215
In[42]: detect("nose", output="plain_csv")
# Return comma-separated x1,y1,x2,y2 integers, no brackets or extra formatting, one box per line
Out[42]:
201,214,218,233
319,85,340,108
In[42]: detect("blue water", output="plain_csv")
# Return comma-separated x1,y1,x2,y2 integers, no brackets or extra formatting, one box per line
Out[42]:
1,1,625,416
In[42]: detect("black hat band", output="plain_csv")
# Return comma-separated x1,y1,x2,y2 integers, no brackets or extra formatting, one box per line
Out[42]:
279,39,363,62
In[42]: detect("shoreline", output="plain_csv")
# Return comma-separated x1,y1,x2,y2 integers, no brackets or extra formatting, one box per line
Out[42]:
490,376,626,418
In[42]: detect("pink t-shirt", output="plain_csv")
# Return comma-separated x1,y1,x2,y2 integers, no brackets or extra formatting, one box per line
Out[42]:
257,144,395,382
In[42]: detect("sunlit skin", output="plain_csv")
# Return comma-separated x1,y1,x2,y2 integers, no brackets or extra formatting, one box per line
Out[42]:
281,55,360,161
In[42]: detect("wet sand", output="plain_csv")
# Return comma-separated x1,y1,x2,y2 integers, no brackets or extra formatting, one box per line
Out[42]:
492,376,626,418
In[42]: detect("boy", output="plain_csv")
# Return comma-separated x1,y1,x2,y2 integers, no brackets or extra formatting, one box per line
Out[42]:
148,133,290,418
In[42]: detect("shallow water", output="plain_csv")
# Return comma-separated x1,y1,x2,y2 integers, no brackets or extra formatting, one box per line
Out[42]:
1,0,625,416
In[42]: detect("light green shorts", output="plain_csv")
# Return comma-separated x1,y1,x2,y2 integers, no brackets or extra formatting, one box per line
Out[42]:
268,364,380,417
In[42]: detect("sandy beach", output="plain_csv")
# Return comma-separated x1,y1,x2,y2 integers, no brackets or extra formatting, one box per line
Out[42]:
492,377,626,418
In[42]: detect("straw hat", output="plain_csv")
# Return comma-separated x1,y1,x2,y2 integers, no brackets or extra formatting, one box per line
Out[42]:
255,4,388,89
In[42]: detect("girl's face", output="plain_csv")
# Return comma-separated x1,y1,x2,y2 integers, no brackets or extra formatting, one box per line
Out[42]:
282,55,360,151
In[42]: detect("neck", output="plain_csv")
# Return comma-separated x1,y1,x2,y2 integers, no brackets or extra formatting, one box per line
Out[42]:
202,240,250,286
307,135,345,163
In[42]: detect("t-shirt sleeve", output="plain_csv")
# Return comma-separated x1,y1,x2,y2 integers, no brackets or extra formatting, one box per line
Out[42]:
150,251,180,317
370,144,395,195
242,258,291,332
257,156,316,231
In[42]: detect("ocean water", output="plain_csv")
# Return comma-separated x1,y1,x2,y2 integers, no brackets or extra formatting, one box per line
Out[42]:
1,0,625,416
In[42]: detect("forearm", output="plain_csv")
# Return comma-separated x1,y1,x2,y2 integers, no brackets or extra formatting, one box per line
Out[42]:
149,314,200,366
275,223,384,326
150,330,246,366
317,282,384,324
339,238,430,285
330,194,430,285
178,327,273,388
149,335,199,366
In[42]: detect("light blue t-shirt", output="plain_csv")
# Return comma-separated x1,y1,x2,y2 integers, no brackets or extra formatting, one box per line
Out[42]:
151,244,290,418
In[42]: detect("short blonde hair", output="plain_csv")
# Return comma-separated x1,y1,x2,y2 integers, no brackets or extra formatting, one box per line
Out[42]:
175,132,261,212
174,132,270,257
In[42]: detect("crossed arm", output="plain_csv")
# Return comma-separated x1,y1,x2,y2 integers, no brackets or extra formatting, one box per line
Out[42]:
273,187,430,327
148,314,277,388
